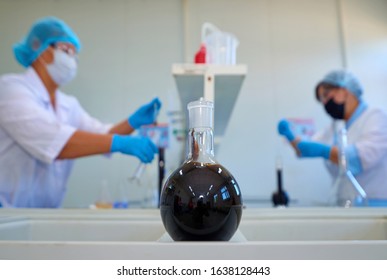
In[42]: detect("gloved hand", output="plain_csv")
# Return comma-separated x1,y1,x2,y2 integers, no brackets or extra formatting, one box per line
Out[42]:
277,119,296,141
110,134,158,163
128,97,162,129
297,141,331,159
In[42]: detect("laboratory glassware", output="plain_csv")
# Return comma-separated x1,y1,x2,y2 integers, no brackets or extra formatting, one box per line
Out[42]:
272,157,289,207
201,22,239,65
328,120,367,207
160,98,243,241
94,180,113,209
128,102,159,184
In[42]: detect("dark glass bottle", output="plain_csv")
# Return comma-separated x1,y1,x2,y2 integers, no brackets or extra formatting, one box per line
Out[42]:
160,98,243,241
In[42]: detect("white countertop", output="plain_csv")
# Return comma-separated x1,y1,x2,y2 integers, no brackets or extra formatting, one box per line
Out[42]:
1,207,387,259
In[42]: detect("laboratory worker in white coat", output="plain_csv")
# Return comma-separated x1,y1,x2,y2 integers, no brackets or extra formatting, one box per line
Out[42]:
278,70,387,206
0,17,161,208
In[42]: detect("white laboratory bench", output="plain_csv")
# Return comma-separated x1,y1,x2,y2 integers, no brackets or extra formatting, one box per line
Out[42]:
0,207,387,259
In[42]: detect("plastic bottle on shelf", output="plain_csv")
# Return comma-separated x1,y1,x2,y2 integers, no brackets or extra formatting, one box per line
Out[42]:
194,43,206,64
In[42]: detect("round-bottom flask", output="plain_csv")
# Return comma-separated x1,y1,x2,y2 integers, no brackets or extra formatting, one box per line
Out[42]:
160,99,243,241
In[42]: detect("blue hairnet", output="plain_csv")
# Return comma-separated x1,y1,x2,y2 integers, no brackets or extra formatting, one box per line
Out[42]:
318,70,363,98
13,16,81,67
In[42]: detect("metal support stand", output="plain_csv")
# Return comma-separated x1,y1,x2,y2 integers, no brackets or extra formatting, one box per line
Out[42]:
158,147,165,208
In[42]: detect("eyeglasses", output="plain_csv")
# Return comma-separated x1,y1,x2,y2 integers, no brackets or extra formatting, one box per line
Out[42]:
50,43,77,57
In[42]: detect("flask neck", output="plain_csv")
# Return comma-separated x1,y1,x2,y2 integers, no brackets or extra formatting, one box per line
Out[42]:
187,127,215,163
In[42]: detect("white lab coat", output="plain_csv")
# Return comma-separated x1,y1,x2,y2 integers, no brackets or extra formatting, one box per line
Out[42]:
313,105,387,200
0,68,112,207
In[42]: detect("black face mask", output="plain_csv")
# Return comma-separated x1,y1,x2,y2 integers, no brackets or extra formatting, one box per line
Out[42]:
324,99,345,119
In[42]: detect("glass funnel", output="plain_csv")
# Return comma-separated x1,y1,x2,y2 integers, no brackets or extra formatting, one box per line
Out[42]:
328,120,367,207
160,98,243,241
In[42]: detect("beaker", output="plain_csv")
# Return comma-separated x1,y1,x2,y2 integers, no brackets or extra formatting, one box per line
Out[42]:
95,180,113,209
327,120,367,207
160,98,243,241
112,180,130,209
201,22,239,65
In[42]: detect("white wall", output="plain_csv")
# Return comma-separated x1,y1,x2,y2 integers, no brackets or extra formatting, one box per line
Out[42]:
0,0,386,208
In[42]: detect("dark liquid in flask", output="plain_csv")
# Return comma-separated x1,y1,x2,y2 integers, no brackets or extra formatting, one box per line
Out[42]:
160,161,243,241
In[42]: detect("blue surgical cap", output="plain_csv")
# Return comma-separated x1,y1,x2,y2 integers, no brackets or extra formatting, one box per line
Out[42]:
317,70,363,98
13,16,81,67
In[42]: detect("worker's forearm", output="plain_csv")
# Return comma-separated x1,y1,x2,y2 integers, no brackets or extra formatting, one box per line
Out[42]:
108,119,135,135
329,146,339,164
289,137,301,156
57,130,113,159
291,137,339,164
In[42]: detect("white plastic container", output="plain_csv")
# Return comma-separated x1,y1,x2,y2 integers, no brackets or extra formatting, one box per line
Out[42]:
202,22,239,65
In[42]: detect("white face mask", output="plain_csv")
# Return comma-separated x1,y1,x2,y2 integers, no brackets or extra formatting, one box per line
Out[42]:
46,49,78,86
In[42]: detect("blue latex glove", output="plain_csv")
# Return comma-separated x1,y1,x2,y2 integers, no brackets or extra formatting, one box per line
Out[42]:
297,141,331,159
128,97,162,129
277,119,296,141
110,135,158,163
